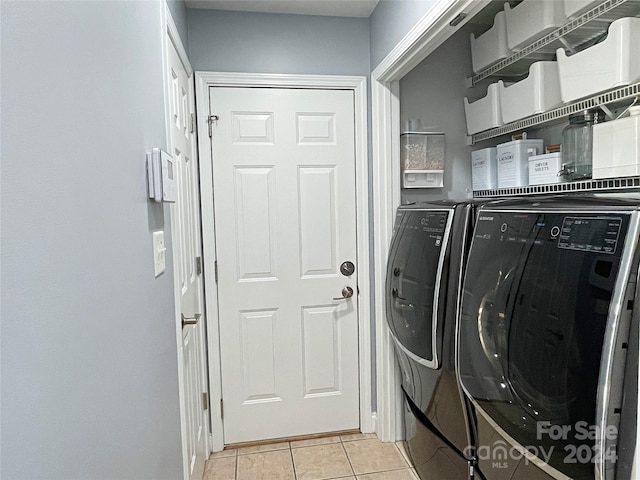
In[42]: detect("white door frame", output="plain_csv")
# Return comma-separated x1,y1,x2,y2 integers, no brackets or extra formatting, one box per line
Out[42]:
371,0,491,442
161,4,211,478
195,72,372,451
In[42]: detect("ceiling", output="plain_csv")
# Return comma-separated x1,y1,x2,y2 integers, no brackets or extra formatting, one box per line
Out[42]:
184,0,381,18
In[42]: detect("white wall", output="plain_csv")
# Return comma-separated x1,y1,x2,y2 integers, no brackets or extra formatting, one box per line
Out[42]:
0,2,183,479
187,9,370,75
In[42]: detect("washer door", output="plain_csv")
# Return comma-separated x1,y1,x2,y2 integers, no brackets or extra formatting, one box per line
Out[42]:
459,211,630,479
386,210,450,366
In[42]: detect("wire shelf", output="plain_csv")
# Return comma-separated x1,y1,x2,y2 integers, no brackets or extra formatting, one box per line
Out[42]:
473,176,640,198
467,82,640,144
468,0,640,86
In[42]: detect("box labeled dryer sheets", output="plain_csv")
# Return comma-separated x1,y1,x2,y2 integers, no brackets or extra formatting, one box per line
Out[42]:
528,152,563,185
497,139,544,188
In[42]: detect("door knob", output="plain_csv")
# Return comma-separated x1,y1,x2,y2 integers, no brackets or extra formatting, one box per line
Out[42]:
181,313,201,328
333,286,354,300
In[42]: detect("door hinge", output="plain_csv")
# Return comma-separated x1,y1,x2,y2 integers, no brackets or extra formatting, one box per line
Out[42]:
214,260,218,283
190,113,196,134
202,392,209,411
208,115,219,137
196,256,202,275
220,399,224,419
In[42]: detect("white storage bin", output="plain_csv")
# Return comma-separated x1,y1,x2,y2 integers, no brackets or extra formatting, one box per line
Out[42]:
497,139,544,187
464,82,503,135
498,61,563,123
592,106,640,179
470,11,511,73
471,147,498,190
504,0,567,51
564,0,602,19
557,17,640,102
528,152,564,185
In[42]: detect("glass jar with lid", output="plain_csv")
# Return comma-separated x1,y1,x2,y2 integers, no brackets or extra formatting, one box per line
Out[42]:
561,109,605,181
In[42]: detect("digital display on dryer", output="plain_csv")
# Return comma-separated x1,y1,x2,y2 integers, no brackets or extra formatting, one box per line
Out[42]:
558,217,623,254
411,212,447,246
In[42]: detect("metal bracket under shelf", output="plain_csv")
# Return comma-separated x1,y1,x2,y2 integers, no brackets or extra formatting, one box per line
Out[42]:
467,0,640,86
473,176,640,198
466,82,640,145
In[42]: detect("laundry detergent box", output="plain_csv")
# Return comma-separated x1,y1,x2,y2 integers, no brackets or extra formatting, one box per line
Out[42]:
471,147,498,190
497,139,544,188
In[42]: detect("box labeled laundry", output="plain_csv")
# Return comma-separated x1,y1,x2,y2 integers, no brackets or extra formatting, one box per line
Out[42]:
497,139,544,188
528,152,564,185
557,17,640,102
471,147,498,190
592,106,640,179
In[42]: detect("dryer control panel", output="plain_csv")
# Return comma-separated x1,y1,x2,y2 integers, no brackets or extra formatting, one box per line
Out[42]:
558,217,623,254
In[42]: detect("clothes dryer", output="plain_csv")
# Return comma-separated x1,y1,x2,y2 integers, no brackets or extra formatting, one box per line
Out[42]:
458,196,640,480
386,201,475,480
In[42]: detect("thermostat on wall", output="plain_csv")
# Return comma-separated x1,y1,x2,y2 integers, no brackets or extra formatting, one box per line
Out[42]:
146,148,176,203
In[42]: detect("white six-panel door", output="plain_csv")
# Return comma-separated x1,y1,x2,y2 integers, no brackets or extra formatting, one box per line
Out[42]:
166,35,209,480
209,87,360,444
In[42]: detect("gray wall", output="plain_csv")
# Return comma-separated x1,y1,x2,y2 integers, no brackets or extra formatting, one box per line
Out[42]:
1,2,183,479
167,0,189,49
399,21,476,204
369,0,438,70
187,9,370,75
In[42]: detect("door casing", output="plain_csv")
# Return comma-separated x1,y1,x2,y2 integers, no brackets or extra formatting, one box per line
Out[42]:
371,0,495,443
195,72,372,451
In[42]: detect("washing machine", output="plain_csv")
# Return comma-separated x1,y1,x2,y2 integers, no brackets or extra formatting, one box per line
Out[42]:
458,195,640,480
386,201,475,480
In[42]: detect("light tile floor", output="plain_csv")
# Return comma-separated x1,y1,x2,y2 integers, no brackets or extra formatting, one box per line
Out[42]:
203,433,418,480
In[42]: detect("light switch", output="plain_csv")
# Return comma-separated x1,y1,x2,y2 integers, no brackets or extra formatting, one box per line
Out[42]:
153,231,166,277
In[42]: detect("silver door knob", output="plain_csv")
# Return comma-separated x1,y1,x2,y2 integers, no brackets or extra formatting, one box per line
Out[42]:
333,286,354,300
181,313,201,328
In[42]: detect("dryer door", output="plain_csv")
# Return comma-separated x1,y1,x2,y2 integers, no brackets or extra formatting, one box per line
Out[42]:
459,211,631,479
386,209,451,368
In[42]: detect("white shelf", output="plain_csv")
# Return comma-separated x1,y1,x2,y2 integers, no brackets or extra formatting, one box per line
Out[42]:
467,82,640,144
467,0,640,86
402,169,444,189
473,175,640,198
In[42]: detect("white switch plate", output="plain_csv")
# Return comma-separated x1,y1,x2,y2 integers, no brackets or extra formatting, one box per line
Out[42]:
153,231,166,277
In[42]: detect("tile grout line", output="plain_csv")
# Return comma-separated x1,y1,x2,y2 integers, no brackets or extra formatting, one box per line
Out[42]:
289,444,298,480
394,441,411,466
339,438,357,478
